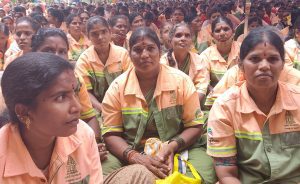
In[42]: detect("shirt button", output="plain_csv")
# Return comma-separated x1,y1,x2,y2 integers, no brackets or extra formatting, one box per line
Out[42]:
266,147,272,152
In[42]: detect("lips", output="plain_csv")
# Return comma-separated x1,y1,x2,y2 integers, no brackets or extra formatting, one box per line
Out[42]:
256,73,273,78
66,118,79,126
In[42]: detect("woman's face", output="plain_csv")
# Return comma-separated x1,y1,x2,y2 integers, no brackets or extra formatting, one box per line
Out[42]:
160,24,172,47
111,18,128,37
241,42,284,90
249,21,260,31
210,12,221,23
212,21,233,43
130,36,160,76
191,17,203,33
80,12,89,32
15,21,35,51
131,15,144,31
3,18,13,32
0,31,8,47
171,26,192,52
295,29,300,43
88,23,111,50
171,9,184,24
36,36,69,60
27,69,81,137
69,16,82,38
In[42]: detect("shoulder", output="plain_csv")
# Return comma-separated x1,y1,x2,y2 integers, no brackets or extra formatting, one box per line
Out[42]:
161,64,193,84
0,123,14,158
284,39,297,49
71,120,95,141
214,82,244,105
111,43,128,54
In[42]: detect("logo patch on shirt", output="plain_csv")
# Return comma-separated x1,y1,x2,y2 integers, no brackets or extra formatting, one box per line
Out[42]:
169,91,177,105
284,111,300,131
65,156,82,183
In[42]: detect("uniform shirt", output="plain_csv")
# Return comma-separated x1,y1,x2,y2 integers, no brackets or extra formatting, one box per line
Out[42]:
75,73,96,120
160,51,209,95
284,38,300,69
3,50,23,70
205,65,300,107
67,34,91,61
197,24,213,54
102,64,205,146
4,38,20,61
0,121,103,184
207,81,300,183
199,41,240,94
75,44,131,103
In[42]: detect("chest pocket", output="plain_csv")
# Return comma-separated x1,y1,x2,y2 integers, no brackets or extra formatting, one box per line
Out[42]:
280,131,300,149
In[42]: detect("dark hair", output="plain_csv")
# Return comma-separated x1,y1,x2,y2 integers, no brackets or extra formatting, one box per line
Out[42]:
128,12,142,25
129,27,160,50
208,6,223,19
14,6,26,14
248,16,263,27
240,27,285,62
211,16,233,33
1,16,13,23
185,9,198,24
32,15,48,26
109,15,128,27
87,16,109,34
48,8,64,23
79,11,90,18
1,52,73,125
65,13,80,27
15,17,40,33
144,11,154,21
32,28,69,51
93,6,105,16
172,7,186,18
0,23,10,36
167,23,192,67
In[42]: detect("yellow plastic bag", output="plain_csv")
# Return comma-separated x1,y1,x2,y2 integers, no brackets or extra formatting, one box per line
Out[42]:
156,154,202,184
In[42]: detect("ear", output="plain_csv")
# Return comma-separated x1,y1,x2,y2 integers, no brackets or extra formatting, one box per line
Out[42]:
15,103,29,121
237,59,244,72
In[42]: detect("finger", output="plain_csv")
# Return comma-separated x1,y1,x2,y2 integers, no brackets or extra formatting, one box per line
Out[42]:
149,165,167,179
151,159,170,174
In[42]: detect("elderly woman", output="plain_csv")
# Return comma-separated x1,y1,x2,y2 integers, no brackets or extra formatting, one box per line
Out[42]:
101,27,216,184
207,27,300,183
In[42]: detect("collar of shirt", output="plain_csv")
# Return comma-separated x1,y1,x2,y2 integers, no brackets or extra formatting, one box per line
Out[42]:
88,44,121,66
210,41,240,65
124,64,177,101
2,123,82,178
236,81,298,116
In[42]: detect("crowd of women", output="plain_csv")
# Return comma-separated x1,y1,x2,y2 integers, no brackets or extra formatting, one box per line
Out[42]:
0,0,300,183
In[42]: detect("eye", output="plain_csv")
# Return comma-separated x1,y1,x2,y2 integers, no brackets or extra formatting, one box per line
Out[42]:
175,33,182,38
268,56,280,63
133,47,143,53
56,94,66,102
249,56,261,63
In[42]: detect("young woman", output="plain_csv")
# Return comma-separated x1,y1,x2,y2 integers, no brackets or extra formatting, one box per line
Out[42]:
170,7,186,24
207,27,300,184
199,16,240,95
236,16,263,43
65,14,90,62
101,27,217,184
109,15,129,49
126,13,145,43
75,16,131,114
4,17,40,69
0,23,10,70
79,11,90,36
285,17,300,69
31,28,102,147
0,52,102,183
160,23,208,103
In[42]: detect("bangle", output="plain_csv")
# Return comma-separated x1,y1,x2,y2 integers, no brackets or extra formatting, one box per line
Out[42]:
169,137,186,151
123,147,133,161
127,151,139,163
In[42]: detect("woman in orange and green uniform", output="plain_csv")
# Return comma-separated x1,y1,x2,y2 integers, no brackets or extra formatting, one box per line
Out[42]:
199,16,240,97
101,27,217,184
65,14,90,62
160,23,208,104
75,16,131,115
109,15,129,50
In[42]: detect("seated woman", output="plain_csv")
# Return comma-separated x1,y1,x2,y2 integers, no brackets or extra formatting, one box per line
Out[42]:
4,17,40,69
0,23,10,70
75,16,131,114
199,16,240,95
65,14,90,62
207,27,300,183
101,27,217,184
0,52,102,183
31,27,101,148
284,17,300,69
109,15,129,49
160,22,208,103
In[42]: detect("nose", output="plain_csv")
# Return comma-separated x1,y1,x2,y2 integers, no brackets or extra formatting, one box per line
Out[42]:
258,59,270,71
141,49,149,59
70,94,81,115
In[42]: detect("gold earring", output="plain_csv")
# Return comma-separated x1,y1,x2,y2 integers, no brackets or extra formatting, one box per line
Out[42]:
22,116,31,129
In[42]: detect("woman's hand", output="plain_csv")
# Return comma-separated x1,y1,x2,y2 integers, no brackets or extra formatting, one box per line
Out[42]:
157,142,178,173
98,143,108,161
129,153,170,179
111,33,126,45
